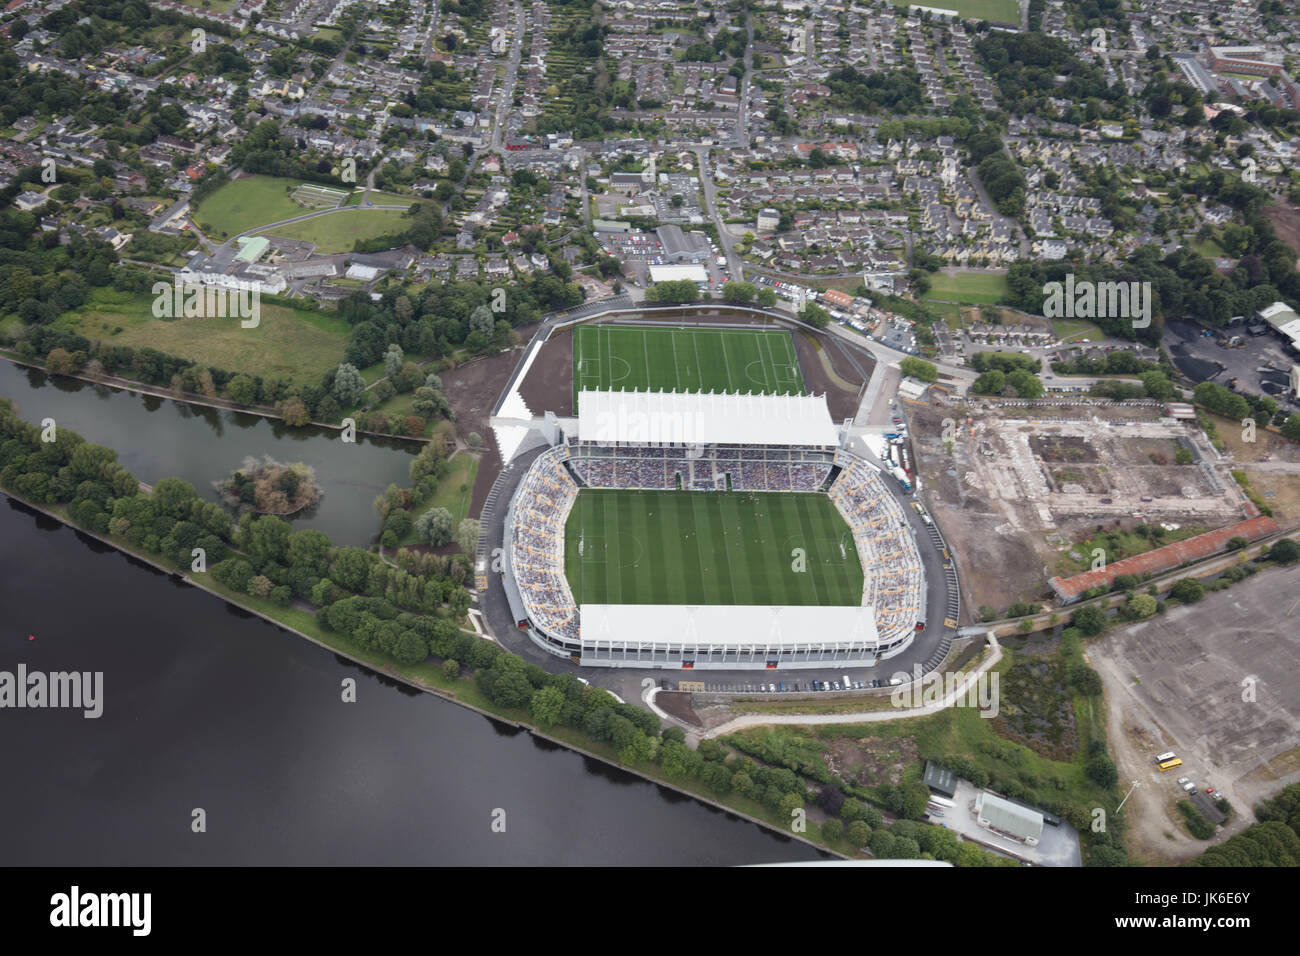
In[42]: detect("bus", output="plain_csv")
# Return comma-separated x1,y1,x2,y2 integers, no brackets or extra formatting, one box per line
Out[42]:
1157,758,1183,772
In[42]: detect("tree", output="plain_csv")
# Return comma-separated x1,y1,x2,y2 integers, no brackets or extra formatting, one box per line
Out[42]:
1069,662,1103,696
846,820,872,846
1072,603,1108,636
972,369,1005,394
799,302,830,328
442,659,460,680
722,281,756,304
469,305,494,337
279,396,311,427
393,629,428,665
45,348,77,376
332,363,366,407
529,685,566,728
1170,577,1204,603
415,507,454,546
1267,538,1300,564
899,357,938,382
1123,593,1158,620
821,818,843,842
1086,754,1119,788
455,518,480,554
227,374,258,405
756,286,778,307
384,343,404,378
247,575,274,599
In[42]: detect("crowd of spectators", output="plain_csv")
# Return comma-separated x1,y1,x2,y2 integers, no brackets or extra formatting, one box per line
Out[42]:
829,453,924,643
510,447,580,641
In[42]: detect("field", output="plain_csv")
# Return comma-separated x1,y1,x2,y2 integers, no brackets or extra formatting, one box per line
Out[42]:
195,175,316,238
920,271,1009,305
290,183,348,209
267,208,412,253
564,489,863,606
891,0,1018,22
573,325,803,402
57,288,352,384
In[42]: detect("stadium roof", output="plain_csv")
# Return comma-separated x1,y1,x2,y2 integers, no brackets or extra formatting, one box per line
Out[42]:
577,389,841,447
580,604,877,649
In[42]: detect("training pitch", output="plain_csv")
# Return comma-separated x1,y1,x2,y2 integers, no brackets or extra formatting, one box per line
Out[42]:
573,325,803,402
564,489,863,607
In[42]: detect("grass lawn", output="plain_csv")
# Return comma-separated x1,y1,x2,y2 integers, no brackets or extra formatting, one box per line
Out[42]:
891,0,1018,21
573,325,803,403
401,452,480,545
1050,318,1104,342
56,287,352,384
564,489,862,606
195,175,317,238
920,272,1009,306
1193,238,1227,258
267,208,412,253
745,650,1114,812
175,0,240,11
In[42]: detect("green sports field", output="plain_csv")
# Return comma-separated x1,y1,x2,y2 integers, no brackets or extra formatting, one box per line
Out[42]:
564,489,863,607
573,325,804,403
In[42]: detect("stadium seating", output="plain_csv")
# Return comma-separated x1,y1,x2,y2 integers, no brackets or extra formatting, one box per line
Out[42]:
828,454,924,644
510,446,580,641
510,443,923,650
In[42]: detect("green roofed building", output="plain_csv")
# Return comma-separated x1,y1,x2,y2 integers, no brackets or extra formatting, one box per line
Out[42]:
975,790,1043,846
235,235,270,263
923,760,958,799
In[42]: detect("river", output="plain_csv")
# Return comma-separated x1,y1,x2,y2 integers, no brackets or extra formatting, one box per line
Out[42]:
0,359,824,865
0,360,415,548
0,503,822,865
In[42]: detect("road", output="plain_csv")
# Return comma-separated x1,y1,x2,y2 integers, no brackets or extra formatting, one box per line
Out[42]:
693,145,746,281
488,0,526,156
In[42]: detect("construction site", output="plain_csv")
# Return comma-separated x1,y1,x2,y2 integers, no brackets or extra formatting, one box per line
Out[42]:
909,398,1257,616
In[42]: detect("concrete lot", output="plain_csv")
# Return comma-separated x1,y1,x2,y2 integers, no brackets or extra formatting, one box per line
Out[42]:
1090,563,1300,861
936,779,1082,867
1166,320,1300,414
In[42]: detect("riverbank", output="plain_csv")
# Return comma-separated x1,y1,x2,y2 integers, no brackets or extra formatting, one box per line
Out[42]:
0,350,433,445
0,487,842,861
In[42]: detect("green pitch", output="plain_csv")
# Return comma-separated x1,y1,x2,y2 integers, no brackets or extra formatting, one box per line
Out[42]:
573,325,804,403
565,489,863,607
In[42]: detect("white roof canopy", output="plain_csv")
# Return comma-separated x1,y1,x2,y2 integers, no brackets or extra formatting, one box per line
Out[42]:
577,389,841,447
580,604,878,649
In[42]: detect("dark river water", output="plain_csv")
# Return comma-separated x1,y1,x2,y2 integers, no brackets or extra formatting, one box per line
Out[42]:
0,360,415,547
0,500,823,865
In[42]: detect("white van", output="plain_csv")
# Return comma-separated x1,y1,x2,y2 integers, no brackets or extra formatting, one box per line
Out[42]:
1155,751,1177,764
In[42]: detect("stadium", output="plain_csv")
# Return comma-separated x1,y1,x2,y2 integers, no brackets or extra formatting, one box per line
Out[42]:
488,316,926,671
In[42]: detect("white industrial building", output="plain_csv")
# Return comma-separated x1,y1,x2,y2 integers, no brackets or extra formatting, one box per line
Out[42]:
648,263,708,284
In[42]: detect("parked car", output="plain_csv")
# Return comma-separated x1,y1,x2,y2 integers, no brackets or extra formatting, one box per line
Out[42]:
1177,777,1191,786
1182,781,1198,793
